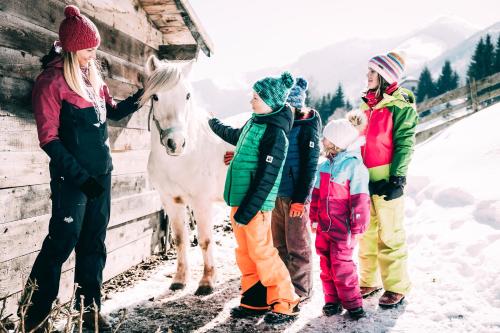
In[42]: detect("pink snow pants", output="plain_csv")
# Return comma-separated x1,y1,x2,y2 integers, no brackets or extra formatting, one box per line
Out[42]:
315,227,362,309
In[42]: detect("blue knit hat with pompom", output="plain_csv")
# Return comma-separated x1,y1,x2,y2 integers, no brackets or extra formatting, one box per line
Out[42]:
253,72,295,111
286,77,308,109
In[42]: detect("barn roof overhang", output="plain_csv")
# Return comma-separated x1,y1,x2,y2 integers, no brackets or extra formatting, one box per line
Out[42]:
139,0,214,58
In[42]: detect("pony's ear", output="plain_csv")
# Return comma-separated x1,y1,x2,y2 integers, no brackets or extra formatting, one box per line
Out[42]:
145,55,162,76
182,60,195,78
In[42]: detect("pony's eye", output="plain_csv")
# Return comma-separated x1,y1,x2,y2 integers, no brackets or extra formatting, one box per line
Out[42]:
152,94,159,101
186,92,191,100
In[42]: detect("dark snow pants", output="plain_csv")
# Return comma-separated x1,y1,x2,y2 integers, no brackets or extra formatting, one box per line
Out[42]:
271,197,313,299
24,173,111,323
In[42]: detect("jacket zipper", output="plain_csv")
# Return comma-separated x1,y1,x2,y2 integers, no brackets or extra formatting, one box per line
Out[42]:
228,122,253,206
362,109,373,161
325,159,335,232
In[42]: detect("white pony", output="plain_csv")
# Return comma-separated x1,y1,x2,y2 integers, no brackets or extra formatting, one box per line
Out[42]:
140,55,245,295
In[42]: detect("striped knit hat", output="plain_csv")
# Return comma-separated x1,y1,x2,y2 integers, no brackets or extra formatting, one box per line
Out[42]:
253,72,295,111
286,77,308,109
368,51,406,84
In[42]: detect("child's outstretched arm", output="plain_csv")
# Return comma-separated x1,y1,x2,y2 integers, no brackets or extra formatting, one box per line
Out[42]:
233,126,287,224
208,118,243,146
349,160,371,234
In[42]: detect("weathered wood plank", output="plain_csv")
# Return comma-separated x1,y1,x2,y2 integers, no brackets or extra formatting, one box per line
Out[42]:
0,45,144,94
158,44,199,60
419,100,470,123
0,210,160,269
0,193,161,297
0,102,152,132
2,227,157,316
160,26,195,44
477,86,500,105
0,172,151,224
0,46,40,81
0,150,151,188
76,0,163,48
0,76,33,109
0,125,150,152
417,85,469,113
0,1,157,65
475,72,500,93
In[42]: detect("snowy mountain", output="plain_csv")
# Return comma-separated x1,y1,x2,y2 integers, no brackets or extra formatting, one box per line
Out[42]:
193,16,479,117
99,104,500,332
409,21,500,84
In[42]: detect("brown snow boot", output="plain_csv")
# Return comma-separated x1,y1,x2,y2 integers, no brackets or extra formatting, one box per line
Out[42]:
379,291,405,308
360,286,382,298
82,310,112,332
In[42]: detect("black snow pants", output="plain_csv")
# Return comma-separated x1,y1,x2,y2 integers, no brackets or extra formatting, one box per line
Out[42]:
24,173,111,323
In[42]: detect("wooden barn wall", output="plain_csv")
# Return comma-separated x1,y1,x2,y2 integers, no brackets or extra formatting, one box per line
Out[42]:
0,0,167,315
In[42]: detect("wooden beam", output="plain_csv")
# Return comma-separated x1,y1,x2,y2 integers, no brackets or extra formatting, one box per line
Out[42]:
0,172,152,224
0,150,151,188
0,119,151,152
158,44,199,60
174,0,214,57
417,85,469,114
0,206,161,265
138,0,213,56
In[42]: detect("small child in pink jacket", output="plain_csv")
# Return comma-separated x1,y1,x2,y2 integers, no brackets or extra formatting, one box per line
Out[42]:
310,113,371,319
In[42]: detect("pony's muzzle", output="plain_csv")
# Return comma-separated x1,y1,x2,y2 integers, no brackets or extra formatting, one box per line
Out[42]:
162,134,186,156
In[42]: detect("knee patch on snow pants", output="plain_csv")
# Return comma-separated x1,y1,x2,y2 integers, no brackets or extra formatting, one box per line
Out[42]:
358,195,411,295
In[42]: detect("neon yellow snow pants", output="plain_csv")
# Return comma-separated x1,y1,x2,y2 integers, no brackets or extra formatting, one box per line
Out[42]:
358,194,411,295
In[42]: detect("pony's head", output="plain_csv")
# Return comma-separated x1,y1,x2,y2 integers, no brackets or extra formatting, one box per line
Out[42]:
140,55,194,156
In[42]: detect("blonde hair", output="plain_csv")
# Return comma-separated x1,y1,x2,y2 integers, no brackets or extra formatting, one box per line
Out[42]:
63,52,103,101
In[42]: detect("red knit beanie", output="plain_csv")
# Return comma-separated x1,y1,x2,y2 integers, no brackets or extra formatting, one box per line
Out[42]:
58,5,101,52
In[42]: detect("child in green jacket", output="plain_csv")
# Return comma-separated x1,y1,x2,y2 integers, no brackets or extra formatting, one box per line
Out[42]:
209,72,300,324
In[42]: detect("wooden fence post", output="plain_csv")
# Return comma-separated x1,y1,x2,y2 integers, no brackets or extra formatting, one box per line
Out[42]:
470,79,479,113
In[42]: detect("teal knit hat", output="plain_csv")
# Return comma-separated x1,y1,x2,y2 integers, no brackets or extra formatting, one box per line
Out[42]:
253,72,295,111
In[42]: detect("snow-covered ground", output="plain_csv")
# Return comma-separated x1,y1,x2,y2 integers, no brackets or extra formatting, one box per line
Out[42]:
100,104,500,332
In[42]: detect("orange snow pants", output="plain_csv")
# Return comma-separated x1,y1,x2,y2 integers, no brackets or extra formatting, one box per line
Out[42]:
230,207,299,314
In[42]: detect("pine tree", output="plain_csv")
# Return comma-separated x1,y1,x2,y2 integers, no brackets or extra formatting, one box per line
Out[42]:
304,90,312,107
493,34,500,74
317,93,334,124
416,67,436,102
436,61,460,95
330,84,345,111
451,70,460,90
467,37,485,81
483,34,495,77
345,99,353,111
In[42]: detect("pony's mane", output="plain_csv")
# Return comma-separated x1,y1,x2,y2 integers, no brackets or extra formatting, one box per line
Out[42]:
139,62,183,106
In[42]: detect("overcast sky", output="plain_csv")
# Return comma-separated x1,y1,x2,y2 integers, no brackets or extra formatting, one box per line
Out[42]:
189,0,499,84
